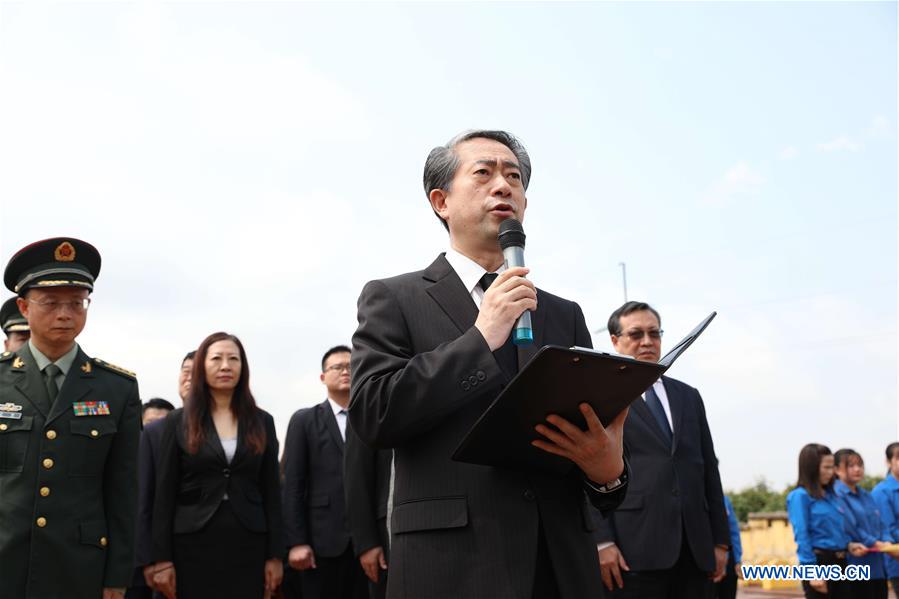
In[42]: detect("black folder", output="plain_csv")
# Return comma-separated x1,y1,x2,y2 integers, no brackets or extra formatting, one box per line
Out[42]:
451,312,717,473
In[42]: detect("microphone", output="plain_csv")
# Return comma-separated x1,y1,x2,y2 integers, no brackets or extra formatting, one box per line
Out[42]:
498,218,534,346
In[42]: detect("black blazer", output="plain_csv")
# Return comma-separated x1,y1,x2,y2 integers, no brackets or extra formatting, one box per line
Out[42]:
594,376,729,571
134,417,165,570
344,419,392,557
281,400,352,558
152,408,283,562
349,254,626,599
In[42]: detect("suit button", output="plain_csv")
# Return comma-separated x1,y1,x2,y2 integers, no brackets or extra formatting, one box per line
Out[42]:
223,468,231,478
476,370,486,381
36,517,47,528
42,458,54,470
90,429,99,438
461,381,470,391
0,423,7,431
468,375,478,386
40,487,50,497
46,430,57,440
100,537,108,547
523,489,535,501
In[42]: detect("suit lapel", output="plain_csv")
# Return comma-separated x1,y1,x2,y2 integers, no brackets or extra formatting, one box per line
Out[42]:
321,400,345,452
424,254,479,335
516,290,546,372
205,418,228,463
13,345,51,418
46,349,93,426
663,377,684,453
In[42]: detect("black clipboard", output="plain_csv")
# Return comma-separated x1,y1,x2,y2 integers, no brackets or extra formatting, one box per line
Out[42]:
451,312,717,473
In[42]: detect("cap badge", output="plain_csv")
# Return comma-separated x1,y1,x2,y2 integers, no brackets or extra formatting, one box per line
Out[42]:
54,241,76,262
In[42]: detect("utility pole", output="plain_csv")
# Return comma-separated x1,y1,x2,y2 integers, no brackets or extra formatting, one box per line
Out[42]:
619,262,628,303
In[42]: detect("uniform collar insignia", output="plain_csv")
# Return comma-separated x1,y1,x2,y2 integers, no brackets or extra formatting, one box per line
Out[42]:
81,361,92,374
11,357,25,369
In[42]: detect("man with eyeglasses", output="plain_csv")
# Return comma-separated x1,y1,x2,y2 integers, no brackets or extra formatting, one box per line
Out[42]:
0,237,141,599
595,301,729,599
1,296,30,352
282,345,368,599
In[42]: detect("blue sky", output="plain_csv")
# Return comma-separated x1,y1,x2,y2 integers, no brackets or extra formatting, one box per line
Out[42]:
0,1,895,490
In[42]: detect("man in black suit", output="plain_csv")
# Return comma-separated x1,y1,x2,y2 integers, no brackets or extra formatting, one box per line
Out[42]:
349,130,629,599
128,351,193,599
282,345,368,599
345,420,392,599
596,301,729,599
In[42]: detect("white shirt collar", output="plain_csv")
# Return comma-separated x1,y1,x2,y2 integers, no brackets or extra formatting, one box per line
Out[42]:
444,246,506,297
326,397,347,416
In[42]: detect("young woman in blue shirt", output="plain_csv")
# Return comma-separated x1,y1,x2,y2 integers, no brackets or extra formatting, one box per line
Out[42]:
833,448,891,599
871,442,899,598
787,443,867,599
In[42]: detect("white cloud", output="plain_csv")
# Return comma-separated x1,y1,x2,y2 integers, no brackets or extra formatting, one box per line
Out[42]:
866,115,893,139
778,146,799,160
816,136,862,153
704,161,766,204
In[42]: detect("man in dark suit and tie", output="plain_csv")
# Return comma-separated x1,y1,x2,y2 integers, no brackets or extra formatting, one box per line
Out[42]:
128,351,193,599
349,130,629,599
596,301,729,599
282,345,368,599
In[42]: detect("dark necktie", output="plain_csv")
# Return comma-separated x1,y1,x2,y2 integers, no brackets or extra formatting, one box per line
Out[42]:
644,384,672,447
478,273,519,379
44,364,62,405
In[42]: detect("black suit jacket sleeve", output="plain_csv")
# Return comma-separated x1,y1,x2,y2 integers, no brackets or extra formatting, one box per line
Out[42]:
281,409,311,548
344,421,381,556
349,279,504,449
134,422,161,568
697,392,730,546
261,412,284,559
152,411,180,563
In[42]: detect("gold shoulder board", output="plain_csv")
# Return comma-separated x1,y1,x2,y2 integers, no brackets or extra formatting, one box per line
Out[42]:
93,358,137,380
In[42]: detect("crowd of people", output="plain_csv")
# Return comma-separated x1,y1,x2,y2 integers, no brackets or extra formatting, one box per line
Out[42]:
0,129,892,599
786,442,899,599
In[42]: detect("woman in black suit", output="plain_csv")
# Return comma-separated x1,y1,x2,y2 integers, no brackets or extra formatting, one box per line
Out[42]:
152,332,283,599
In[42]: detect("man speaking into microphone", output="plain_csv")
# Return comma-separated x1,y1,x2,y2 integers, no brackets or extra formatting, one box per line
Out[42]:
349,130,628,599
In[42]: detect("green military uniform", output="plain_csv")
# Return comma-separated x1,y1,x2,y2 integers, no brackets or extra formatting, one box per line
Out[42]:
0,237,141,599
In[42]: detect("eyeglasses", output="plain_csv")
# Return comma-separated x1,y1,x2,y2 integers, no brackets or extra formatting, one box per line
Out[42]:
26,297,91,314
618,329,663,341
324,363,351,373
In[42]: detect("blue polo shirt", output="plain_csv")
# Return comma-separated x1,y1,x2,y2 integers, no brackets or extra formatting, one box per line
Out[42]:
835,480,890,579
724,495,743,564
787,486,851,566
872,473,899,578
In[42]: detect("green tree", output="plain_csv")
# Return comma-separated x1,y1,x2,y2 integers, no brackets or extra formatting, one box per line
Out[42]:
726,480,791,524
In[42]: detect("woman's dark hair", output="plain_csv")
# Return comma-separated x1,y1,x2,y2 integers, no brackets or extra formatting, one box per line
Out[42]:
796,443,833,498
886,442,899,462
184,332,265,455
833,448,863,472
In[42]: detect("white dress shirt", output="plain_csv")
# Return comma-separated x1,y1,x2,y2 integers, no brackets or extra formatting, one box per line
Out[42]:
444,246,507,309
327,397,348,441
644,378,673,430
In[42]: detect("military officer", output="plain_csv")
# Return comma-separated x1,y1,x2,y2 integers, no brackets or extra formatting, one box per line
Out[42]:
0,237,142,599
1,295,30,352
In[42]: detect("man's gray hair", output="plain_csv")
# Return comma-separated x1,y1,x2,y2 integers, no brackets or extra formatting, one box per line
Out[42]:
423,130,532,230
